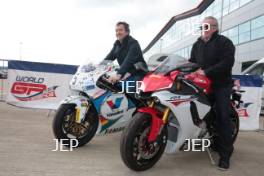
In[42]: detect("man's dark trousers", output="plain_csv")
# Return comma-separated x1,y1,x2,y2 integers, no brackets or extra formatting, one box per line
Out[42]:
210,84,234,159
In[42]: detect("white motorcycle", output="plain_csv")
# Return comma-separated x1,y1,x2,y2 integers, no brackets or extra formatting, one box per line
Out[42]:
52,60,144,147
120,55,241,171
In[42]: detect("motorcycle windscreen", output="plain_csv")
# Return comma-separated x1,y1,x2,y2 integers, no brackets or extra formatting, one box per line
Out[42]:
140,55,187,92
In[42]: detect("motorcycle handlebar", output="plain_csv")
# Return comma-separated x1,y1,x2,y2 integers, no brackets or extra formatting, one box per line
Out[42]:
101,73,111,82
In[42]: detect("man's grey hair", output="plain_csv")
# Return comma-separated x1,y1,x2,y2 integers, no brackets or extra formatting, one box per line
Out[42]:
203,16,219,29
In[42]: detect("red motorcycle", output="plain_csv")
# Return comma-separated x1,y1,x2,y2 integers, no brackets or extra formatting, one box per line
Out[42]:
120,55,241,171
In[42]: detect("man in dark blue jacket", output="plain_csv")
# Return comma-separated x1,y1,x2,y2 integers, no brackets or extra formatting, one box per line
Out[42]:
189,16,235,171
103,21,148,93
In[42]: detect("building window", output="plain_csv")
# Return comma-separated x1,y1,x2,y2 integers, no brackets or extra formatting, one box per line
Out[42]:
229,0,239,12
213,0,223,19
222,14,264,46
240,0,252,6
246,63,264,75
242,60,258,71
239,21,250,43
228,26,239,45
251,15,264,40
223,0,230,16
222,0,253,16
174,45,193,59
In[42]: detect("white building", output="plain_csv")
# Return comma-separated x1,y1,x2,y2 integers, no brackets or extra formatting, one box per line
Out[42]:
144,0,264,73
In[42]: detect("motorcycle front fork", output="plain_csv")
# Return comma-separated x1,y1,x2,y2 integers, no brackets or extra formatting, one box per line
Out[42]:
149,100,170,124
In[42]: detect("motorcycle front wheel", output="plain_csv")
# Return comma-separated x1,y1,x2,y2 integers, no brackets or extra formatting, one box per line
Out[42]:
52,104,98,147
120,112,167,171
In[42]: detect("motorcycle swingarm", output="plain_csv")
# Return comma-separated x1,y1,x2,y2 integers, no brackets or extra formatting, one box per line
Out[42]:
138,107,164,143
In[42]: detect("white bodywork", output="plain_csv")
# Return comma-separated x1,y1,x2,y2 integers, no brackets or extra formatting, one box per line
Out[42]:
58,62,136,135
152,90,211,154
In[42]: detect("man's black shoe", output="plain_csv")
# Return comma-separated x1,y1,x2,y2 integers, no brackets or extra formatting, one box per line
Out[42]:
218,158,230,171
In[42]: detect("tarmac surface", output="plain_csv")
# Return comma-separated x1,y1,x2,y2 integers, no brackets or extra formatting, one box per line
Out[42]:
0,102,264,176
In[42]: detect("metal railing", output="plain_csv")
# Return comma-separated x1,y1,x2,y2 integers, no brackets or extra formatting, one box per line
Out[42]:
0,59,8,102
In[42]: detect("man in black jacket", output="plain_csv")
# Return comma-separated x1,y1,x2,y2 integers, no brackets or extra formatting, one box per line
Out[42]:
103,22,148,85
189,16,235,170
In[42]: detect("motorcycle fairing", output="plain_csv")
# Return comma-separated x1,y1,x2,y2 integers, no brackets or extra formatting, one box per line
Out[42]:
92,91,112,113
151,90,211,153
92,92,136,134
140,71,179,92
60,61,138,136
184,73,212,94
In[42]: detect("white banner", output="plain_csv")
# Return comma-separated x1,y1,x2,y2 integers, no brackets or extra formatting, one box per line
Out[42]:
233,75,263,130
6,60,77,109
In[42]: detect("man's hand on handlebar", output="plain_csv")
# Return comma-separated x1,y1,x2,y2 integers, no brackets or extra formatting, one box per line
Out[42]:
108,73,121,84
178,67,204,81
193,68,205,76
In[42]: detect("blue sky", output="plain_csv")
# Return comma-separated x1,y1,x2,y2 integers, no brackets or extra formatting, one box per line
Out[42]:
0,0,201,65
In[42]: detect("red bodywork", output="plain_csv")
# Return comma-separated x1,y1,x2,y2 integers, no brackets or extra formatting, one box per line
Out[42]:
184,73,212,94
141,71,211,94
141,71,179,92
138,70,212,143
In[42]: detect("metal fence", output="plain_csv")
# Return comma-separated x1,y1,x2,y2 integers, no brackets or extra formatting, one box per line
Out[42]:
0,59,8,102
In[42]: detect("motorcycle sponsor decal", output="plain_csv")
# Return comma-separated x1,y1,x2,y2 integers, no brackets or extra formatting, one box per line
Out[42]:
169,95,195,100
106,97,123,109
237,102,253,117
84,85,95,91
105,127,125,134
106,110,124,117
99,115,122,132
100,94,128,120
83,77,95,90
167,95,196,106
70,73,97,91
10,75,59,101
